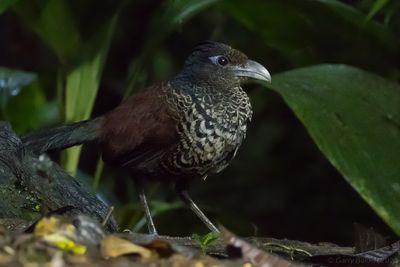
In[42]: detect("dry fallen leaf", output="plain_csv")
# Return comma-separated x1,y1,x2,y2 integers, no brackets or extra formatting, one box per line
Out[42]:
43,233,87,255
193,260,205,267
33,216,87,255
143,239,174,258
48,251,64,267
101,235,152,258
34,217,72,237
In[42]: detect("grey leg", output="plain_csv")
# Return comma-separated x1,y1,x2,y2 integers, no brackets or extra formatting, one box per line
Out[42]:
135,178,158,235
175,184,220,233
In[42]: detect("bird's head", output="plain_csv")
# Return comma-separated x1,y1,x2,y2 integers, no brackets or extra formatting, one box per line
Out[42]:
174,41,271,88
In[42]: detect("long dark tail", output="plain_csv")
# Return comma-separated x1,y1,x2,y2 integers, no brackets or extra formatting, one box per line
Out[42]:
22,119,101,155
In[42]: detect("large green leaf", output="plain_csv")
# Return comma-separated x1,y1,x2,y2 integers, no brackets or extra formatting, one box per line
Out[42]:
0,67,57,133
5,81,57,134
146,0,218,48
0,0,18,14
0,67,36,98
365,0,390,21
14,1,118,175
125,0,218,96
62,15,118,175
219,0,400,67
14,0,80,62
315,0,398,52
268,64,400,234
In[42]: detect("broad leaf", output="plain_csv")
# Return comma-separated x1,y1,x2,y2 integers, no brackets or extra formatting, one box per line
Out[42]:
0,67,56,133
268,64,400,234
0,67,36,98
14,0,80,62
315,0,398,52
62,15,118,175
5,82,58,134
125,0,218,96
365,0,390,21
0,0,18,14
219,0,400,67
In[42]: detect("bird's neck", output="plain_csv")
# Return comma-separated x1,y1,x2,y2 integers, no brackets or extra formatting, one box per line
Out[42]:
170,72,241,96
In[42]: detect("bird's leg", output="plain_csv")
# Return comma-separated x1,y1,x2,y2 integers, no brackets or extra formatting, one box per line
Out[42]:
134,178,158,235
175,181,220,233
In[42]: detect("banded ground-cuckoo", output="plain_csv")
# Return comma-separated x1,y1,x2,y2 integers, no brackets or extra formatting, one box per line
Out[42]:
22,41,271,234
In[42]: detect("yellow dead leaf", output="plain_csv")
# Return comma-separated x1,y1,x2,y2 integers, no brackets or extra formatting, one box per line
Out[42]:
34,217,61,236
34,217,75,237
194,261,205,267
101,235,151,258
33,216,86,255
44,233,87,255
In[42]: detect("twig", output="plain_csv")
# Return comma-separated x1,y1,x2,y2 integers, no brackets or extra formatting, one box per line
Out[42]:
102,206,114,226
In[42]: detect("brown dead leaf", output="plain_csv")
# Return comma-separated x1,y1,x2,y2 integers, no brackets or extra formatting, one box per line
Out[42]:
101,235,151,259
143,239,174,258
48,251,64,267
0,252,13,266
167,254,219,267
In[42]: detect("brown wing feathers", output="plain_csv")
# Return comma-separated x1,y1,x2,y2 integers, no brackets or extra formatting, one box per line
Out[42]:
98,84,179,169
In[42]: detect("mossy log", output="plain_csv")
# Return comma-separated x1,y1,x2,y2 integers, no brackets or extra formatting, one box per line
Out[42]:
0,121,117,231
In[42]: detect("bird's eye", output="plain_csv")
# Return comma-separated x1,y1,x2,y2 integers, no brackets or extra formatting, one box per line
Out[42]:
209,55,229,66
217,56,228,66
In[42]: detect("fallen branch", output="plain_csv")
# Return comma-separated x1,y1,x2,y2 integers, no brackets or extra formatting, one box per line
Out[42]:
0,121,117,232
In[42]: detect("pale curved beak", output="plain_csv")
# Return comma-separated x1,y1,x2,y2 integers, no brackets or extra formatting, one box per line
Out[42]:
231,60,271,82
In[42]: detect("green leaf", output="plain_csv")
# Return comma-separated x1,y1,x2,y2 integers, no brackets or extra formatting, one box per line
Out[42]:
192,232,219,253
0,67,36,98
62,14,118,175
148,0,218,45
315,0,398,52
125,0,218,96
0,67,56,133
219,0,400,66
268,64,400,234
5,81,58,134
14,0,80,62
366,0,390,21
0,0,18,14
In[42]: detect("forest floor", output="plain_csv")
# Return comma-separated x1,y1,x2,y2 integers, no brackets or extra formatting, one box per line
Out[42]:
1,215,399,267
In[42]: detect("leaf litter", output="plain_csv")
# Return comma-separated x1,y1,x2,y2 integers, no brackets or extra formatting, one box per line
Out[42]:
0,215,400,266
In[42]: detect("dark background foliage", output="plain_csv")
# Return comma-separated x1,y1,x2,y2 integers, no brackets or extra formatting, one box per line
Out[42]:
1,0,399,246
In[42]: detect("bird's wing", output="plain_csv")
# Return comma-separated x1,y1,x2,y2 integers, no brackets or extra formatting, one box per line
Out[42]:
98,83,179,171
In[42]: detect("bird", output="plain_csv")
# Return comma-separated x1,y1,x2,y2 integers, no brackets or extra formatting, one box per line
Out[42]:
22,41,271,235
